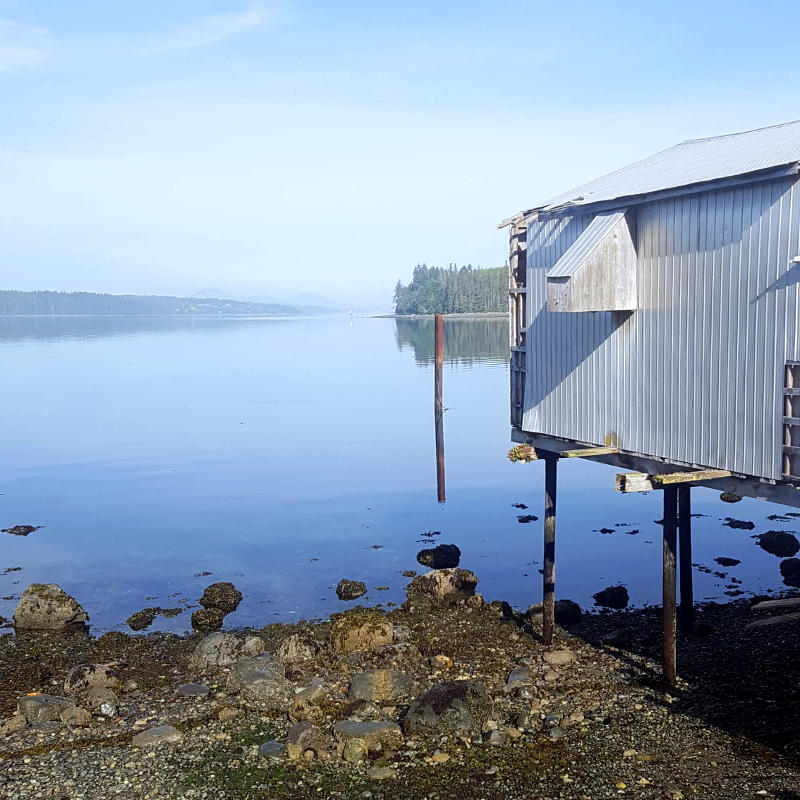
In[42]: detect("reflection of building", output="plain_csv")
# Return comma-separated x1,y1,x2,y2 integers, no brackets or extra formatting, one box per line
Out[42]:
501,121,800,681
394,317,508,366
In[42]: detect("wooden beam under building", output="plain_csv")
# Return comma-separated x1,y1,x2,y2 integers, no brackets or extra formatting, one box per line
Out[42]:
560,446,619,458
616,469,732,492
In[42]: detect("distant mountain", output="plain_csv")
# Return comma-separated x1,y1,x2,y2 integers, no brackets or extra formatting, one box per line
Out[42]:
0,290,303,316
190,288,340,311
286,292,342,310
191,288,240,301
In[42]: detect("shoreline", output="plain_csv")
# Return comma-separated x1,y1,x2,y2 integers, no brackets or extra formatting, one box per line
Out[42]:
374,312,509,319
2,573,800,799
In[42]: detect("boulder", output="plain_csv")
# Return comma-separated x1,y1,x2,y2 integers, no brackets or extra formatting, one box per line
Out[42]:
2,525,41,536
757,531,800,558
592,585,629,609
17,694,75,723
504,666,534,693
188,632,264,672
349,670,414,703
330,608,393,654
227,653,293,710
336,580,367,601
277,634,322,664
64,662,122,695
333,720,403,753
543,649,576,667
199,582,242,613
14,584,88,630
81,687,118,717
286,721,326,760
780,558,800,587
0,715,28,735
190,607,226,631
405,569,478,610
525,599,582,625
416,544,461,570
343,698,383,722
402,681,492,737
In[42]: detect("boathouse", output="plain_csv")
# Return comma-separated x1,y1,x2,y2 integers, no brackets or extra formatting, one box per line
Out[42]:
501,120,800,682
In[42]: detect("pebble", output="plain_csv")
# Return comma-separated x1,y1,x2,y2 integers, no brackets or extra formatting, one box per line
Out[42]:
366,766,397,780
176,683,209,697
258,741,286,760
431,752,450,764
131,725,183,748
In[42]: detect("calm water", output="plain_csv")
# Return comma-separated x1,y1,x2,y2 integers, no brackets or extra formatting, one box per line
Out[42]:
0,315,795,633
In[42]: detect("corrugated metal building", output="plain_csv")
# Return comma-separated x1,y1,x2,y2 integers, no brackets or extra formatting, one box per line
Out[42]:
505,120,800,499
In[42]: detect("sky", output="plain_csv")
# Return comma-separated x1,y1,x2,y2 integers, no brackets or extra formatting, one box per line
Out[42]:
2,1,800,309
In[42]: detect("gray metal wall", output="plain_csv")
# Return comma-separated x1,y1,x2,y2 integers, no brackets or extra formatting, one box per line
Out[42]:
523,175,800,480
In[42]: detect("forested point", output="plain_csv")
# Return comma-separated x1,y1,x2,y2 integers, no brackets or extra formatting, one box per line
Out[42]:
393,265,507,315
0,291,303,316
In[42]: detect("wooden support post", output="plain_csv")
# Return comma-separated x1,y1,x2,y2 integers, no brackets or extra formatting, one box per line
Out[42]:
678,486,693,634
662,486,678,685
542,453,558,646
434,314,445,503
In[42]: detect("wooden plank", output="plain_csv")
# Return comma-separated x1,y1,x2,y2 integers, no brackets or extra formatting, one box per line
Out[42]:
616,472,654,492
784,416,800,427
751,597,800,612
651,469,732,485
512,429,800,508
746,612,800,629
784,445,800,456
784,388,800,396
561,446,620,458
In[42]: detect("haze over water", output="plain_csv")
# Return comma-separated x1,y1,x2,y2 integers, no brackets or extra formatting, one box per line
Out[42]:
0,315,793,633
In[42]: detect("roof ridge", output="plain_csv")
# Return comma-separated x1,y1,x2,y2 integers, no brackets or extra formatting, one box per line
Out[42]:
678,119,800,146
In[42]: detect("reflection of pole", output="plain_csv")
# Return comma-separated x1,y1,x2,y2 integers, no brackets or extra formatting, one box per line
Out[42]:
434,314,446,503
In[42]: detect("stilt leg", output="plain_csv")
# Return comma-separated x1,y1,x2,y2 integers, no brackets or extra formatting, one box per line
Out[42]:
678,486,693,634
662,486,678,685
542,453,558,646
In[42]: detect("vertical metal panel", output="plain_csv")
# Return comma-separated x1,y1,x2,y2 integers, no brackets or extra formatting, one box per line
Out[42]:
522,175,800,481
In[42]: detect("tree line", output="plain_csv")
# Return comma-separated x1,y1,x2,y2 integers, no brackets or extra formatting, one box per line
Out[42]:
0,291,302,316
393,265,507,315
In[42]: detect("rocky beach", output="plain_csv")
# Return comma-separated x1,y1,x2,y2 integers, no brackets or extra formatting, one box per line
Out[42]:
2,564,800,800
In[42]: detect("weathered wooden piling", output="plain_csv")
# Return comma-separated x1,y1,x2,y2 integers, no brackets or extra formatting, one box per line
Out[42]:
434,313,445,503
542,452,558,646
678,486,693,634
662,485,678,685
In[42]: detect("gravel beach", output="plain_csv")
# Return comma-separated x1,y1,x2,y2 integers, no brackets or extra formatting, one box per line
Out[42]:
2,571,800,800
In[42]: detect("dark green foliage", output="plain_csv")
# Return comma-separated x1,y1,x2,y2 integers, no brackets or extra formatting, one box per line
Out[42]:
393,265,506,315
0,290,301,316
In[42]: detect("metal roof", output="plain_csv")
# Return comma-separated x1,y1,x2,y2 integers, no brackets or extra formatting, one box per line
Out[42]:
547,210,626,277
530,120,800,215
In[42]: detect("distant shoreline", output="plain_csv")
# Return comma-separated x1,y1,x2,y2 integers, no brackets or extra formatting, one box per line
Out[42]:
374,311,509,319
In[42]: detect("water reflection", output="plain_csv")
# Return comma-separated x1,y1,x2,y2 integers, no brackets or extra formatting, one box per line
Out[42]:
0,315,316,345
394,316,508,365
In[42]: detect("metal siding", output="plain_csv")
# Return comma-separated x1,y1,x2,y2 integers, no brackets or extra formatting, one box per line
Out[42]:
522,176,800,481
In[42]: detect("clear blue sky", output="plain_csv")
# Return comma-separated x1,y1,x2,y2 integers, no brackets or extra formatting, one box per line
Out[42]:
2,1,800,307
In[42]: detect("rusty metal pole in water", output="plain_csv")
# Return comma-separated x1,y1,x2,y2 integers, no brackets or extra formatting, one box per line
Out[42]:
542,452,558,645
662,485,678,685
434,314,446,503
